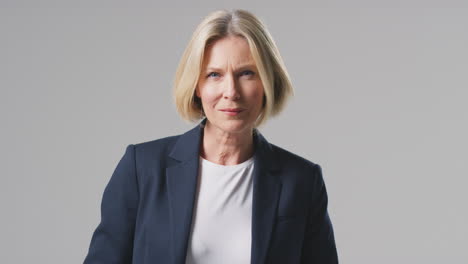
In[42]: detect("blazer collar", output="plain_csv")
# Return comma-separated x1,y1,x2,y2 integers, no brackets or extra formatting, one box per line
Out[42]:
166,118,281,264
169,118,280,170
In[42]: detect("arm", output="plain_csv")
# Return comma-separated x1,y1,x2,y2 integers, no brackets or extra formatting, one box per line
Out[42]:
301,164,339,264
83,144,139,264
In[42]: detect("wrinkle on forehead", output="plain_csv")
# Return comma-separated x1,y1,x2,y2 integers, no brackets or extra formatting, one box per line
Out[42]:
202,36,257,72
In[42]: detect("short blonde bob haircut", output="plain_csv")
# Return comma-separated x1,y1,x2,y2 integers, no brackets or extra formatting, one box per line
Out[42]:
173,9,293,127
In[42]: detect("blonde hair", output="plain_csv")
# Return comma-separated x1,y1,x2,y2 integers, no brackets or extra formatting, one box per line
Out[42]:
173,9,293,127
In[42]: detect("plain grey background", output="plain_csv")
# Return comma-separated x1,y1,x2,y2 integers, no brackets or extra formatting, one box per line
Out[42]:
1,1,467,263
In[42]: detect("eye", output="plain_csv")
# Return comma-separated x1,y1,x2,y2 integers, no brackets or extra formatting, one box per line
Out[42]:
240,70,255,77
207,72,220,78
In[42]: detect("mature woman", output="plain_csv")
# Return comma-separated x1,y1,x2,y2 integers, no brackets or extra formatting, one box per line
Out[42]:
84,9,338,264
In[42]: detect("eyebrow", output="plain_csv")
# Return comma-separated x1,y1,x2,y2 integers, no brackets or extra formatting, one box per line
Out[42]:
205,63,257,73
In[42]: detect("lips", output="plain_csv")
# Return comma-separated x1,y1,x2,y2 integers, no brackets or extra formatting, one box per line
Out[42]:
219,108,244,112
219,108,244,116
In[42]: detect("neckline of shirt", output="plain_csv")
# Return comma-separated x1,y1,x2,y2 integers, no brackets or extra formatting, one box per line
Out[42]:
199,155,255,169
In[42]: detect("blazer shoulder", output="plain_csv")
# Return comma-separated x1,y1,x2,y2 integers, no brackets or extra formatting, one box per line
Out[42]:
131,134,181,159
269,143,326,192
270,143,320,169
269,143,323,183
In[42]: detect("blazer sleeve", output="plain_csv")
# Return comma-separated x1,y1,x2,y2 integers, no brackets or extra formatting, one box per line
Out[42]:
83,144,139,264
301,164,339,264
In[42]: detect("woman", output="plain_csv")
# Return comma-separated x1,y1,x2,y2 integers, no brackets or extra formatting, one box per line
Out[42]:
84,9,338,264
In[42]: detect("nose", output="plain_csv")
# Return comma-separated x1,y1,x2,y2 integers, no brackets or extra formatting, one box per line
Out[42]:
223,73,240,100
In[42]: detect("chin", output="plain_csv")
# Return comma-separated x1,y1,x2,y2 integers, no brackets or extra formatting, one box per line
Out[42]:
210,118,255,134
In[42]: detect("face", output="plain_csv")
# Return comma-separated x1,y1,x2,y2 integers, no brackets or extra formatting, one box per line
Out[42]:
196,36,264,135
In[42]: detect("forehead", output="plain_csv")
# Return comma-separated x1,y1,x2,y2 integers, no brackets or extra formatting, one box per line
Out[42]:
202,36,255,67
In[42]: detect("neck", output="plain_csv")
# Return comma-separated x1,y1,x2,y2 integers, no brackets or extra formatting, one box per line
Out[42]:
200,121,255,165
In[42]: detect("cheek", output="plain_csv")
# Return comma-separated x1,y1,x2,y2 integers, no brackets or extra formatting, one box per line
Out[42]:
255,90,265,111
247,85,264,104
199,86,220,105
251,92,263,104
241,79,263,93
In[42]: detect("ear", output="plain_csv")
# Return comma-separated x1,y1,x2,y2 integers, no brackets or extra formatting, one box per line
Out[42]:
195,86,201,98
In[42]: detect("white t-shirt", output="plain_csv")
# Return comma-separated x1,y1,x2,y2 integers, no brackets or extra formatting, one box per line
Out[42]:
185,156,255,264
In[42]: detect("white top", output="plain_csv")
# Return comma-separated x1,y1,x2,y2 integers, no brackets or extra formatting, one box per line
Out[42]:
185,156,255,264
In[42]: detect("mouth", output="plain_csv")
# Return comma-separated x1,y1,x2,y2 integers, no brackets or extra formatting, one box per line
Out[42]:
219,108,245,116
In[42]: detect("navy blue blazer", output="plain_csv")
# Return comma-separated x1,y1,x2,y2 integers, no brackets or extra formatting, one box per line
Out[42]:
84,119,338,264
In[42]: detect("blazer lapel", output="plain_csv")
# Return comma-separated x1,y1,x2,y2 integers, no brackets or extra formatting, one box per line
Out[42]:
250,131,281,264
166,122,203,264
165,119,282,264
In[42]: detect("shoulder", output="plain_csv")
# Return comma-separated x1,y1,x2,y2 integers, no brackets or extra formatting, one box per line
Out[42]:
130,134,181,159
270,143,320,171
134,134,180,149
269,143,324,185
